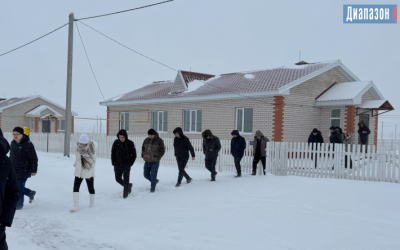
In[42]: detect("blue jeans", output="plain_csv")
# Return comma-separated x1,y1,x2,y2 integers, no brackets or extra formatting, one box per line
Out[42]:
17,178,34,208
143,161,160,191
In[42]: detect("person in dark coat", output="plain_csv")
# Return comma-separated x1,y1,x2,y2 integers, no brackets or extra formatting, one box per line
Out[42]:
358,120,371,146
111,129,137,199
230,130,246,177
173,127,195,187
9,127,38,210
0,128,19,250
308,128,324,168
142,129,165,193
252,130,269,176
202,130,221,181
329,126,343,147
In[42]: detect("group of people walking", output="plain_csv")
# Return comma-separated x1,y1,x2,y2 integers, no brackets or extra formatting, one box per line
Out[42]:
0,121,371,247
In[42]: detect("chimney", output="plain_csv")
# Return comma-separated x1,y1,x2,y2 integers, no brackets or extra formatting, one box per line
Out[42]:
295,61,309,65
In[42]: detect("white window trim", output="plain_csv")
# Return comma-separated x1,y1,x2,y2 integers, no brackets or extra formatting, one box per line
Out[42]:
330,108,341,126
236,108,245,133
184,110,201,133
120,112,129,131
58,119,66,131
154,111,167,132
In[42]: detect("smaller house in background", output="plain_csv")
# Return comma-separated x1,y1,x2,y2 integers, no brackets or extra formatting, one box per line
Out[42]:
0,95,78,133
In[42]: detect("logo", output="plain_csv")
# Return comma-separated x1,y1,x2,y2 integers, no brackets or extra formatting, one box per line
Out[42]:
343,5,397,23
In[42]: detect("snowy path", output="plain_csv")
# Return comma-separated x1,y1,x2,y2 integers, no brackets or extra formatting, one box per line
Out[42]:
7,152,400,250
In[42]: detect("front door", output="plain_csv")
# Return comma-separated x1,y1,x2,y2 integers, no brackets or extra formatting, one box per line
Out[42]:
358,114,370,144
42,120,51,133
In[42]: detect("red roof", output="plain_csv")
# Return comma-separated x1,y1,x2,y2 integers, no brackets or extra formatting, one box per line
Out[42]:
104,61,334,103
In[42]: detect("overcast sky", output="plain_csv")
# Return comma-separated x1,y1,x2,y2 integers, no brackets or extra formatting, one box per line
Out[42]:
1,0,399,137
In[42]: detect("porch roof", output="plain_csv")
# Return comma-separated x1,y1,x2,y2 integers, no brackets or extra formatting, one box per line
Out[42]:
25,105,62,118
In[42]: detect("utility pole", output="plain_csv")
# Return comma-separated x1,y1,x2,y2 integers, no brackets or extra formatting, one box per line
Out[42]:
64,13,74,157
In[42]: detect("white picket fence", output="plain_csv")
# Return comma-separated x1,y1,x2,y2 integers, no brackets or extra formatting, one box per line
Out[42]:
3,132,399,184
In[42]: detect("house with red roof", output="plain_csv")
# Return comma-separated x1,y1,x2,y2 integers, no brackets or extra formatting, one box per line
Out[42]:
100,60,393,146
0,95,78,134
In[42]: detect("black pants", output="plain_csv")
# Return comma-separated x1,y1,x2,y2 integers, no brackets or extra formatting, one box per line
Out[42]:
176,157,191,184
0,227,7,250
345,155,353,169
252,155,266,172
311,153,318,168
73,177,95,194
205,158,217,178
114,166,131,195
234,156,243,175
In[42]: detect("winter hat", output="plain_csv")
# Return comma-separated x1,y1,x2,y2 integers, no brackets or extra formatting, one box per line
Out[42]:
329,126,336,130
13,127,24,135
312,128,318,133
79,134,90,144
148,129,157,135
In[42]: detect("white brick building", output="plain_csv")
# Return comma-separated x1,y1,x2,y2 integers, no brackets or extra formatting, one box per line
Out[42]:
0,95,78,134
100,60,393,146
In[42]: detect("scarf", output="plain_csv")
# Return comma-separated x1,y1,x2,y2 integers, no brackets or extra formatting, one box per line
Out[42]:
77,141,95,170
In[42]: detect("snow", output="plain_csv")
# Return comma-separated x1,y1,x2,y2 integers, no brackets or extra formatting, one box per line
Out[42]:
185,80,206,93
280,64,310,69
8,152,400,250
244,74,255,80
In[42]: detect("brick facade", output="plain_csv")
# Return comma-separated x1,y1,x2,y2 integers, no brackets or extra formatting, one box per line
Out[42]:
272,96,284,142
34,118,39,133
344,106,356,134
107,106,110,136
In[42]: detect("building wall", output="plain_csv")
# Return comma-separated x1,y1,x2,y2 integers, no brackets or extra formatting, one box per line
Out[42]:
282,67,350,142
108,96,275,141
0,97,72,133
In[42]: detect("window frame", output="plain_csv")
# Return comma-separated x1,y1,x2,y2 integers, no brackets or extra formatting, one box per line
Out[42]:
183,110,202,133
57,119,66,132
119,112,129,131
236,108,253,134
152,111,167,133
330,108,341,127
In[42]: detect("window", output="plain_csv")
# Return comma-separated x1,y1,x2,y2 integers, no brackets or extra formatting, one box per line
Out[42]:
120,112,129,131
58,119,66,131
330,109,340,127
152,111,168,132
236,108,253,133
183,110,202,132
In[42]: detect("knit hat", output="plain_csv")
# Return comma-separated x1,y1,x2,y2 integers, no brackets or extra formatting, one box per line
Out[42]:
312,128,318,133
148,129,157,135
329,126,336,130
79,134,90,144
13,127,24,135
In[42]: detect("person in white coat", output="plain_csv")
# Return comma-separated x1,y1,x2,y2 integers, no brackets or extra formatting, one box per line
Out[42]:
70,134,98,213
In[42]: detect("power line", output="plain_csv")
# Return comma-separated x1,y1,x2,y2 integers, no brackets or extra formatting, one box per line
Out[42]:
77,21,322,109
75,22,108,105
0,23,68,58
78,21,177,71
75,0,174,21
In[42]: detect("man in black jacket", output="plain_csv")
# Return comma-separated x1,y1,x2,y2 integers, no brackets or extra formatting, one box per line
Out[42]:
230,130,246,177
358,120,371,147
9,127,38,210
0,128,19,250
111,129,137,199
308,128,324,168
329,126,343,148
202,130,221,181
173,127,195,187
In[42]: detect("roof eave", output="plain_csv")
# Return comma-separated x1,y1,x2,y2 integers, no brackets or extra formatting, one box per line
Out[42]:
101,90,287,106
316,99,358,107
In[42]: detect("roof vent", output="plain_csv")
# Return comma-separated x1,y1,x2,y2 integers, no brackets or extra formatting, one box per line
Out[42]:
295,61,309,65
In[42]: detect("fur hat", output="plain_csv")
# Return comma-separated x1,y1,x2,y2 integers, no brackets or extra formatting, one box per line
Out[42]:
312,128,318,133
13,127,24,135
79,134,90,144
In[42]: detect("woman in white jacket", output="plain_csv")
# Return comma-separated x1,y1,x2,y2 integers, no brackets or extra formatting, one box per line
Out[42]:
71,134,98,213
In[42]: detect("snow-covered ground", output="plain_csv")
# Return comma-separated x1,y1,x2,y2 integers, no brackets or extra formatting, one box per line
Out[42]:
7,152,400,250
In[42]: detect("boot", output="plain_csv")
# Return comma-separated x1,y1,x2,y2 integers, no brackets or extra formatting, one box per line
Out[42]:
89,194,95,208
187,178,193,184
70,192,79,213
128,183,133,194
263,170,266,175
123,184,129,199
29,191,36,204
235,173,241,178
251,172,256,176
175,183,181,187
